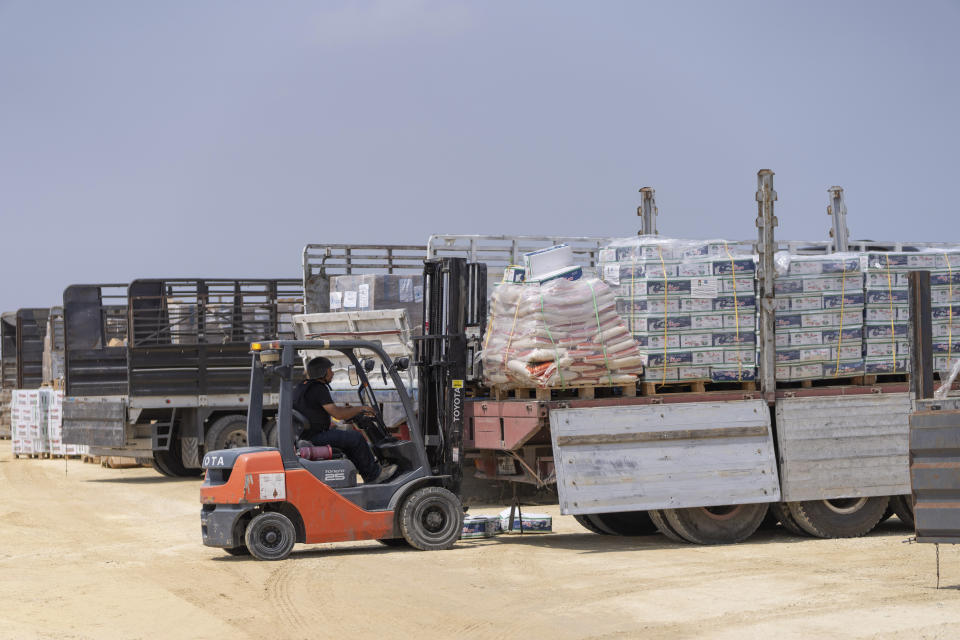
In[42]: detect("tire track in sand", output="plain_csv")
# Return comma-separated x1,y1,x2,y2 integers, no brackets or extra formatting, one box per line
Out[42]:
265,562,309,636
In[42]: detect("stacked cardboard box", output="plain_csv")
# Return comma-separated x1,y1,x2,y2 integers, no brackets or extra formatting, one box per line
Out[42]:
863,251,960,375
10,388,87,457
773,253,865,380
11,389,47,455
599,238,757,383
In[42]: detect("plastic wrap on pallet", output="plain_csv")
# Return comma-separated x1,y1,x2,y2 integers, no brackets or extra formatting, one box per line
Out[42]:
329,274,425,335
863,249,960,375
481,276,644,388
599,237,757,384
11,389,48,455
773,252,865,381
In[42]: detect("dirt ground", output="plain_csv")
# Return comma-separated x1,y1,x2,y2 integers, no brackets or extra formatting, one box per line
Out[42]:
1,448,958,640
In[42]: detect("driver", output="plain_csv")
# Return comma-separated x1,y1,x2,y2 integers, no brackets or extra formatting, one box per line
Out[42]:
293,357,397,484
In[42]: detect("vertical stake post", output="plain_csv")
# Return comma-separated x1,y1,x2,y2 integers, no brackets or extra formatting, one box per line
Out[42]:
756,170,778,401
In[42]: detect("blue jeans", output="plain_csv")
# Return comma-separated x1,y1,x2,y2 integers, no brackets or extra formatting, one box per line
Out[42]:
306,429,380,482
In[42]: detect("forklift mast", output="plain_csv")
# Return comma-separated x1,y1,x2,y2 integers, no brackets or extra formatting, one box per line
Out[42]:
416,258,487,494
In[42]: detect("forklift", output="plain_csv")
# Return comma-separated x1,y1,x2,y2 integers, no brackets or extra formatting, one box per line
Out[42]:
200,258,487,560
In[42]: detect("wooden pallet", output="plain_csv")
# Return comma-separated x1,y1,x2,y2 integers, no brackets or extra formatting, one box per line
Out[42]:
640,380,757,395
81,455,102,465
775,373,911,389
491,383,637,402
14,452,50,460
101,456,144,469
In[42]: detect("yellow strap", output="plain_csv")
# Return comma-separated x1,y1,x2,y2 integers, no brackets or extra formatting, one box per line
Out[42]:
885,255,897,368
947,253,954,366
834,261,846,378
657,246,668,386
629,255,637,335
587,279,614,384
539,292,565,389
501,288,524,371
723,242,742,381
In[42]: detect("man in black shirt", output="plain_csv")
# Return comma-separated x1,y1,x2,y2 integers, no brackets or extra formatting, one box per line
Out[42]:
293,357,397,484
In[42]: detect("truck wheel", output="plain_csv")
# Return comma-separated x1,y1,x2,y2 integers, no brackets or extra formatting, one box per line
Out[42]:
205,414,250,452
265,418,278,448
771,502,808,537
787,497,889,538
244,512,296,561
152,436,203,478
648,509,689,544
663,503,768,545
591,511,658,536
889,495,915,529
399,486,464,551
574,515,609,535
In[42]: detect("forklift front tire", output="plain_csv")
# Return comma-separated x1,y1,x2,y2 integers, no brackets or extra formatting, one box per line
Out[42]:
244,511,296,561
399,486,464,551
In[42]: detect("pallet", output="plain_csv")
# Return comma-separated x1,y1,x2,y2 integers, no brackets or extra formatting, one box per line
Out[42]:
640,380,757,395
101,456,143,469
490,383,637,402
14,452,51,460
81,455,102,465
777,374,908,389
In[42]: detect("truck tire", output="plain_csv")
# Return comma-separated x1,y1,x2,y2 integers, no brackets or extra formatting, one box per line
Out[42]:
245,511,297,561
205,414,250,452
889,495,915,529
771,502,808,537
663,504,768,545
787,496,889,538
648,509,688,544
265,418,278,448
399,486,463,551
152,436,203,478
574,515,609,535
591,511,658,536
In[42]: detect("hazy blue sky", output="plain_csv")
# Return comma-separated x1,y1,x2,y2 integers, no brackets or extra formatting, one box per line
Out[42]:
1,1,958,312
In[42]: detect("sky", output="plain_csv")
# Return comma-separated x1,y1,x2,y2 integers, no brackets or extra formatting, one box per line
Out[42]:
1,1,959,312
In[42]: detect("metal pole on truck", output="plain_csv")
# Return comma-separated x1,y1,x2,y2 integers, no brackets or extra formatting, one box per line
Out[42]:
637,187,658,236
756,170,778,401
827,186,850,253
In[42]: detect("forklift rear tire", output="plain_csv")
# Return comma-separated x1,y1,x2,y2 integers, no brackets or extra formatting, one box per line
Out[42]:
399,486,464,551
376,538,410,547
245,511,296,561
224,546,251,556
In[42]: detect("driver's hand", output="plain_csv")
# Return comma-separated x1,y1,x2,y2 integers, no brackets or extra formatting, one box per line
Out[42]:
361,406,376,417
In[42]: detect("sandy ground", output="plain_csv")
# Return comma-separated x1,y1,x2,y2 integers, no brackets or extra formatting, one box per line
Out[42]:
1,448,959,640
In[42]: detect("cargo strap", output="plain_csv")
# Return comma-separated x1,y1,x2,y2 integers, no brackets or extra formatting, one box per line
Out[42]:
539,292,566,389
885,254,897,369
723,242,743,382
657,246,668,386
834,261,847,378
587,279,614,384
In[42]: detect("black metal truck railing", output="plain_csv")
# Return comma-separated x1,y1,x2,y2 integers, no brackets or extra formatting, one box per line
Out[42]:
64,284,129,397
1,312,16,390
16,308,49,389
128,279,303,397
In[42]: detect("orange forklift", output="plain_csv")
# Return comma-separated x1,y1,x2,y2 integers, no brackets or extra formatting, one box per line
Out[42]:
200,258,486,560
